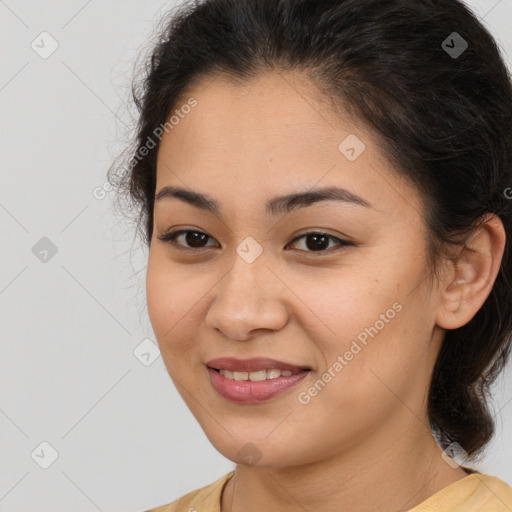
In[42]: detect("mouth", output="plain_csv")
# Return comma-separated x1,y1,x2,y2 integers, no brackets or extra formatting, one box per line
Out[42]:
206,356,312,377
208,367,310,381
205,357,312,403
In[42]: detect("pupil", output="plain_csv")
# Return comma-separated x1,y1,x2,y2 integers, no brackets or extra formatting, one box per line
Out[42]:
307,234,328,251
187,231,207,247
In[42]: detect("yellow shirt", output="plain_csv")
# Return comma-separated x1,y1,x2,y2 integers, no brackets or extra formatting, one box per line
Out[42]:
145,470,512,512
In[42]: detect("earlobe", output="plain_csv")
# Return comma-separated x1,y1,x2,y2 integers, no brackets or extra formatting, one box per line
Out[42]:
435,214,506,330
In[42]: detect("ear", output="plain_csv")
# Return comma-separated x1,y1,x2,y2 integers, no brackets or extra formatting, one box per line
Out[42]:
435,213,506,330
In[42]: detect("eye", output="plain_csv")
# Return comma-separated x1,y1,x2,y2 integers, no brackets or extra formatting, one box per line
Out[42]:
157,229,219,249
158,229,354,254
286,231,354,253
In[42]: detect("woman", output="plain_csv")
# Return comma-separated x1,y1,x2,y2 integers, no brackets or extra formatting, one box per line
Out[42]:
109,0,512,510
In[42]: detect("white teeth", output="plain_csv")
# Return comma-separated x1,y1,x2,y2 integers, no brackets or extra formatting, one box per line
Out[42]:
266,369,282,379
219,368,296,380
221,369,234,379
248,370,267,381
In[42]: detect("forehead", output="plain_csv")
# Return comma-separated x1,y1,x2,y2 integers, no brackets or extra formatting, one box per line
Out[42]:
155,71,424,220
165,71,351,152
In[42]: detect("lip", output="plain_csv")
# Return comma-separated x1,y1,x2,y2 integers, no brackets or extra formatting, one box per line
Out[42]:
205,357,311,374
207,367,310,404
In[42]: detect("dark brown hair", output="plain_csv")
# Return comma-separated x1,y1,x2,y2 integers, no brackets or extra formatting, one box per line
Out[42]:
109,0,512,459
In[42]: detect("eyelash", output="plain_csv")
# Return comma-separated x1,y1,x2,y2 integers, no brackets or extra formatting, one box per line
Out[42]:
157,229,354,255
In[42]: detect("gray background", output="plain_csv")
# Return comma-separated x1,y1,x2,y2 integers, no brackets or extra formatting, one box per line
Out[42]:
1,1,511,511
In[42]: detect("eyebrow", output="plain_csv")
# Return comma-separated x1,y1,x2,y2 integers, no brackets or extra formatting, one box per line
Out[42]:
154,185,373,216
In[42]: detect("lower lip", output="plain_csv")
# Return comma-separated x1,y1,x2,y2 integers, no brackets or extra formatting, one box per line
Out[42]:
207,367,310,404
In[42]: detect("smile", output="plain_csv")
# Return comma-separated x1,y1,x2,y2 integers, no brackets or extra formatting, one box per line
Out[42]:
207,367,310,403
217,368,294,380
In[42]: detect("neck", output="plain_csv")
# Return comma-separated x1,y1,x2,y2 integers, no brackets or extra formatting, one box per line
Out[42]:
221,420,469,512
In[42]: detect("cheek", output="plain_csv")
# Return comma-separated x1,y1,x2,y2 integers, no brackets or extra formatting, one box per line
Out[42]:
289,268,396,345
299,275,414,397
312,300,429,430
146,254,215,373
146,256,193,346
146,262,173,336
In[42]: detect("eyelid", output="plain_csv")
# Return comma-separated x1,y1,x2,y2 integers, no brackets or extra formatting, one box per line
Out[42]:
157,227,354,254
290,227,350,241
158,228,219,248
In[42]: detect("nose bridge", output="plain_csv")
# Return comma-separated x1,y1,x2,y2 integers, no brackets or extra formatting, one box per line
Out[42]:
223,235,268,297
235,235,266,266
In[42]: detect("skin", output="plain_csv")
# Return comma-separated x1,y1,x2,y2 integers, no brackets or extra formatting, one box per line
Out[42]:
146,71,506,512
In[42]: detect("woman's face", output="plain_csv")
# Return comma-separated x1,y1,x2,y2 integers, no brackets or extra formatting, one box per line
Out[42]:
146,72,446,467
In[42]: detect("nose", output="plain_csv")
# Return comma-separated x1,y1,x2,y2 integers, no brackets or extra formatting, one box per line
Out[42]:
204,248,290,341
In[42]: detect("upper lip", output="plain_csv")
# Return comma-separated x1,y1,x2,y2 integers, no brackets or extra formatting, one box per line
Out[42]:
206,357,311,374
